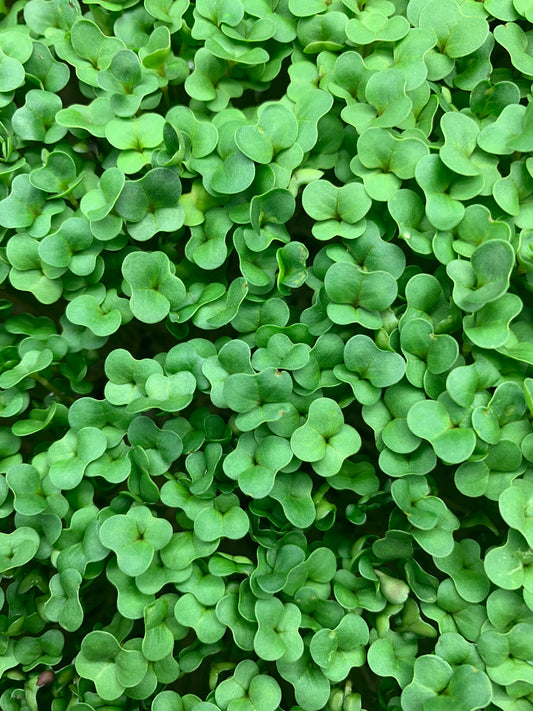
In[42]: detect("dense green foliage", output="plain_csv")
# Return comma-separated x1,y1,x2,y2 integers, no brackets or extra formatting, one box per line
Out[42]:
1,0,533,709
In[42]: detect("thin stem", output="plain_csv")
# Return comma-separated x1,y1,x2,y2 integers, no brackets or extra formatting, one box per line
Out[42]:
34,374,75,404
